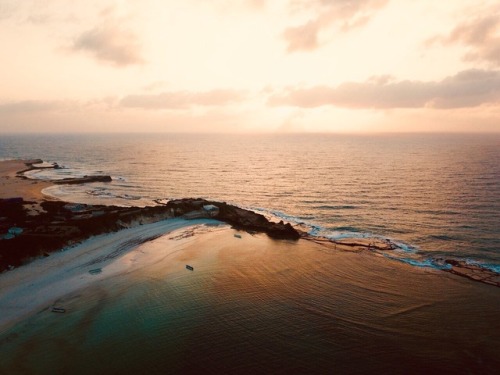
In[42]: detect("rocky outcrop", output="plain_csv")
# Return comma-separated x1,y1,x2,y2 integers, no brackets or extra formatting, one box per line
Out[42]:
165,198,300,240
16,159,60,175
0,200,173,271
442,259,500,287
53,175,112,184
0,197,300,271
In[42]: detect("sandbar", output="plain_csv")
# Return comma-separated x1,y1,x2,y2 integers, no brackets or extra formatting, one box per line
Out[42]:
0,217,222,333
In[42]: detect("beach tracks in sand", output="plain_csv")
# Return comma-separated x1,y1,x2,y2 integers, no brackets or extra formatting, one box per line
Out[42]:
81,233,164,267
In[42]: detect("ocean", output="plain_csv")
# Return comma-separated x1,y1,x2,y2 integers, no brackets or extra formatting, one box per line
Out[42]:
1,133,499,268
1,133,499,374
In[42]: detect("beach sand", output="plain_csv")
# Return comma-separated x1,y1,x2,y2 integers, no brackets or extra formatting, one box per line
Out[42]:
0,159,53,216
0,217,222,333
0,160,50,201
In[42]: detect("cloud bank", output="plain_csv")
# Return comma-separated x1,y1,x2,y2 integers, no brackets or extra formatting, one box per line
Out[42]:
120,89,247,110
268,69,500,109
0,100,75,114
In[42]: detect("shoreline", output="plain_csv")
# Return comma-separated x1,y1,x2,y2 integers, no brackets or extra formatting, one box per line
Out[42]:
0,217,223,333
0,158,499,344
0,160,300,271
0,159,54,215
1,158,499,290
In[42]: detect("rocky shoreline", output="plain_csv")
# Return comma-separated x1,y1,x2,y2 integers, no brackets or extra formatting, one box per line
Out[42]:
0,160,498,288
0,196,304,272
16,158,113,185
1,160,302,271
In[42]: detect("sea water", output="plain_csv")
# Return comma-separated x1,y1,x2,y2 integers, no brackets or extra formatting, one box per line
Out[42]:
1,230,500,374
1,133,499,266
1,133,500,374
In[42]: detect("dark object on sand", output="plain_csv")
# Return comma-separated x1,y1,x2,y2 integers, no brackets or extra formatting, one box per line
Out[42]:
186,265,194,271
89,268,102,275
51,307,66,313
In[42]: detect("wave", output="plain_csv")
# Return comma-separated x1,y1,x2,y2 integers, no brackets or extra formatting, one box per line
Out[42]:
313,205,357,210
383,255,452,270
255,206,499,280
429,234,462,241
463,259,500,274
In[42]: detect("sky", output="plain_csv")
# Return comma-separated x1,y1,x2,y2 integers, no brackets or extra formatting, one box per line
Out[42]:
1,0,500,133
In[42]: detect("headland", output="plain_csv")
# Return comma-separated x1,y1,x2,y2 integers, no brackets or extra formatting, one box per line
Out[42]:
1,158,499,290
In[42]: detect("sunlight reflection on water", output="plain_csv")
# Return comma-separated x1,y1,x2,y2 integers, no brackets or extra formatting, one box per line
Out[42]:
1,133,499,263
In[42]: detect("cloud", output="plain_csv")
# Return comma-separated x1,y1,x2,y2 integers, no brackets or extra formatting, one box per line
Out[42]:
283,21,320,52
433,5,500,66
0,100,75,114
143,81,168,92
0,98,119,115
72,21,144,66
0,0,16,21
120,89,247,109
283,0,388,52
268,69,500,109
71,4,145,67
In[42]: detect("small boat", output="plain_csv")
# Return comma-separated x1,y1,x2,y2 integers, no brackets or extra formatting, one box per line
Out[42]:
234,234,242,238
51,307,66,313
186,265,194,271
89,268,102,275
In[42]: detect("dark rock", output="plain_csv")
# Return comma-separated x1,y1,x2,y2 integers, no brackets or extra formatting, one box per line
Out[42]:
53,175,112,185
165,198,300,240
445,259,461,267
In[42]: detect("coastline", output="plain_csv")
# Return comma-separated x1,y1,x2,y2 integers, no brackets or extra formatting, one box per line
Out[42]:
1,159,499,285
0,160,51,201
0,159,298,331
0,158,499,333
1,159,500,373
0,160,53,215
0,160,300,271
0,217,222,333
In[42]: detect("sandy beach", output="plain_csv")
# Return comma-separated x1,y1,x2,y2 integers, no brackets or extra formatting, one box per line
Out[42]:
0,216,222,333
0,160,215,331
0,160,52,214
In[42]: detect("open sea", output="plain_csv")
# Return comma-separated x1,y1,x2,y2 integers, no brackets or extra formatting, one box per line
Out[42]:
1,133,499,268
1,133,500,374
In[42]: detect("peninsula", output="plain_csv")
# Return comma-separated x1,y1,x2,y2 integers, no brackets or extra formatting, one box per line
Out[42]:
0,159,499,288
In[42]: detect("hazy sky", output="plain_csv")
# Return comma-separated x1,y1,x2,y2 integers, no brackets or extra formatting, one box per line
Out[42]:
1,0,500,133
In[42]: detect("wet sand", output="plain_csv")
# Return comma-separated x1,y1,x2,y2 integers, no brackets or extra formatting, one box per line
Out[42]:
0,217,220,333
0,160,52,215
0,160,50,201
